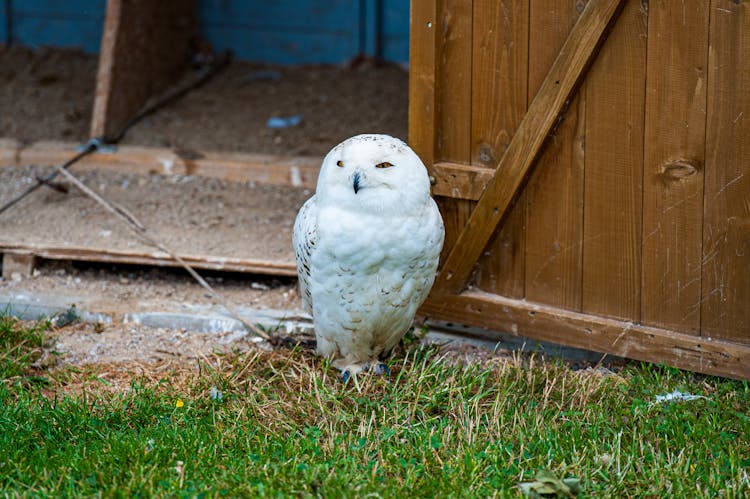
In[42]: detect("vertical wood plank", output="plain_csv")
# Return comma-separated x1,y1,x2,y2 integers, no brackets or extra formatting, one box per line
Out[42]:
582,0,647,320
434,0,473,163
432,0,474,262
91,0,197,140
472,0,529,297
641,0,710,334
524,0,585,310
701,0,750,342
408,0,437,165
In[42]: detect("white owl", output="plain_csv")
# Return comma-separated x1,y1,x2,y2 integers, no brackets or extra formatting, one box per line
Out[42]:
293,134,444,378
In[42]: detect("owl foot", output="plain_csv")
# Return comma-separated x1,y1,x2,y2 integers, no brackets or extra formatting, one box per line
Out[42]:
337,361,391,382
373,362,390,376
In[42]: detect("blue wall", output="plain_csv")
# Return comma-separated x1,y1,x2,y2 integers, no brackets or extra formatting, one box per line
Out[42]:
3,0,409,64
8,0,105,53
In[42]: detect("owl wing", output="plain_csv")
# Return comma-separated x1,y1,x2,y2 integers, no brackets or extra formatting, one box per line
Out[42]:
292,195,318,315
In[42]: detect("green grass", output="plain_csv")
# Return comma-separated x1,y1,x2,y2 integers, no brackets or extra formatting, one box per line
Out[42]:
1,318,748,497
0,314,48,383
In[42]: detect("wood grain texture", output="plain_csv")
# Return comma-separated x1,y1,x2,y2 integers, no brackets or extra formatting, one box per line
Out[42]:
641,0,710,334
471,0,528,298
0,244,297,276
428,162,493,200
524,0,585,309
582,0,646,320
432,0,475,263
408,0,437,166
9,141,321,189
435,0,473,162
91,0,197,140
419,290,750,381
431,0,626,297
701,0,750,342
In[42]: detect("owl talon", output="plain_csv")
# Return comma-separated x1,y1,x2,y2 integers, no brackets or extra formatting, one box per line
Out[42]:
341,370,351,383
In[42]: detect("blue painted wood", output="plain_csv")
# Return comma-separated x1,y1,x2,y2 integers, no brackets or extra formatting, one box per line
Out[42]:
198,0,361,64
11,0,104,53
0,1,7,45
381,0,408,63
202,25,359,65
7,0,409,64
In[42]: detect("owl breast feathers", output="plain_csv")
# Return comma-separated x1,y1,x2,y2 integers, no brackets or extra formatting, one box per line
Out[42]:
293,134,444,375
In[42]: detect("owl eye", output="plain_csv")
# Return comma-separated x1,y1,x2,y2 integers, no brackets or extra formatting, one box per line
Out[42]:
336,160,345,168
375,162,394,169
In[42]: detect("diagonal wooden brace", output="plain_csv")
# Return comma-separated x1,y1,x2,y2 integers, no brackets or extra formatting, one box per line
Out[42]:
430,0,626,297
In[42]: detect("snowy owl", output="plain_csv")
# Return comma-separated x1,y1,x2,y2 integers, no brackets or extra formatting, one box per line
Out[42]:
293,134,444,378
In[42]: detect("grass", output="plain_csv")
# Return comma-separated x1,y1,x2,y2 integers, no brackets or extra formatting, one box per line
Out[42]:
0,313,48,382
1,316,749,497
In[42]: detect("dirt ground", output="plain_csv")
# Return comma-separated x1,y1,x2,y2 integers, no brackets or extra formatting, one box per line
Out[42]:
0,46,408,155
0,165,310,265
3,259,299,364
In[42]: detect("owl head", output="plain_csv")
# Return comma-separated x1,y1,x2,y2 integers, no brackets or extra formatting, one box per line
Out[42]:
315,134,433,213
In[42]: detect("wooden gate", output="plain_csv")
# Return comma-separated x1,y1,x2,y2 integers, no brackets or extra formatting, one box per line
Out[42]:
409,0,750,380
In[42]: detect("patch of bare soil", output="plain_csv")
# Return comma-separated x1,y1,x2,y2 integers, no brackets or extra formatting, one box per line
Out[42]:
0,46,96,143
0,166,310,265
0,46,408,155
5,259,303,392
2,259,301,311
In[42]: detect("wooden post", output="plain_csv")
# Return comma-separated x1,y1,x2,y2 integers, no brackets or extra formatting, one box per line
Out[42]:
91,0,197,140
2,252,36,281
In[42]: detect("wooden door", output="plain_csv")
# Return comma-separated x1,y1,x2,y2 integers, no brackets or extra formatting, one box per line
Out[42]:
409,0,750,380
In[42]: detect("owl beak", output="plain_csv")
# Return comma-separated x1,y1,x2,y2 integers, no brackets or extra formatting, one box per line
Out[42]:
352,171,361,194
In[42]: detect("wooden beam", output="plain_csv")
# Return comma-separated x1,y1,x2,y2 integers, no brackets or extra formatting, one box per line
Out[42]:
2,140,320,190
0,244,297,277
428,162,493,200
2,252,36,280
91,0,197,140
408,0,437,165
420,290,750,381
0,138,20,167
431,0,626,296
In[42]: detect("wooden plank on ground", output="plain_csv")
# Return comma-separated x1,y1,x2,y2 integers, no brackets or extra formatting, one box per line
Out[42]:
419,290,750,381
433,0,474,262
408,0,437,166
471,0,529,298
91,0,197,140
581,0,646,321
0,138,20,167
0,244,297,276
701,0,750,342
431,0,625,297
2,252,36,280
4,141,320,189
524,0,585,310
641,0,709,334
